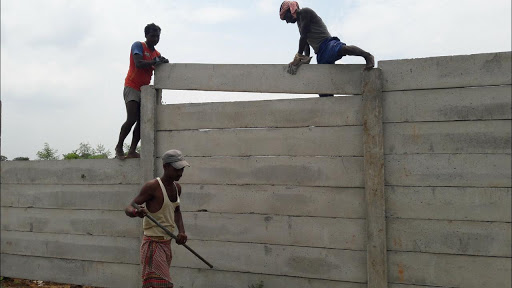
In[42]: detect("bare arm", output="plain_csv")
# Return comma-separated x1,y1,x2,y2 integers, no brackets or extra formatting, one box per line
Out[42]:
124,182,154,218
174,183,187,244
133,53,158,69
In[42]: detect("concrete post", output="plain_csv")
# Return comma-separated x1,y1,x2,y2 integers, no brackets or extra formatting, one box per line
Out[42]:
362,68,388,287
140,85,158,183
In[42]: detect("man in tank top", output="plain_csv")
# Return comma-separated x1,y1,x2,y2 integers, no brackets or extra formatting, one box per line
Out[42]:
125,149,190,288
279,1,375,96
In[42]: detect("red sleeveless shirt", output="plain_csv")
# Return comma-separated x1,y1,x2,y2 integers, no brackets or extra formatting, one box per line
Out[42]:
124,41,161,91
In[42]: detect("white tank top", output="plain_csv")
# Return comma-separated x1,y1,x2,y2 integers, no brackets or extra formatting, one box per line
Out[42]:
143,177,180,239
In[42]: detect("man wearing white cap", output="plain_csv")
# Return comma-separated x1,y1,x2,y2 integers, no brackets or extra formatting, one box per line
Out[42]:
125,149,190,287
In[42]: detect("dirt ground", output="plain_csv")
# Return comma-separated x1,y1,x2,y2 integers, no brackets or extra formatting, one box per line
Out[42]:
0,277,99,288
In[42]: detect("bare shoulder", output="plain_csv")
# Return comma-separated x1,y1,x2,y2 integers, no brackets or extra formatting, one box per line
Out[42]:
141,179,159,193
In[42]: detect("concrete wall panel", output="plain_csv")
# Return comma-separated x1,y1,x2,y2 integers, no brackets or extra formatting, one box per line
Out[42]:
172,267,366,288
1,231,139,264
1,207,140,237
1,184,139,210
157,156,364,187
387,218,511,257
156,96,362,130
388,251,511,288
379,52,511,91
0,254,140,288
386,186,511,222
383,86,511,123
154,63,365,95
385,154,511,187
384,120,511,154
182,212,366,250
172,240,367,282
156,126,363,157
181,184,365,218
0,159,141,184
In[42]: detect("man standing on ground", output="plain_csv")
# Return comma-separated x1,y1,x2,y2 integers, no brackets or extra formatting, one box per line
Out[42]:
116,23,169,159
279,1,375,96
125,150,189,287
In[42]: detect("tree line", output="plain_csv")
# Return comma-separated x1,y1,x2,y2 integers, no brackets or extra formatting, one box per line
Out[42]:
1,142,140,161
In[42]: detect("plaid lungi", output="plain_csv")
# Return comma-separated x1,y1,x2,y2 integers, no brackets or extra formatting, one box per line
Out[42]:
141,236,173,288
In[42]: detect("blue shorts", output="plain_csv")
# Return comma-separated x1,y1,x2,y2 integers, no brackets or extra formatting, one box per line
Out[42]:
316,37,346,64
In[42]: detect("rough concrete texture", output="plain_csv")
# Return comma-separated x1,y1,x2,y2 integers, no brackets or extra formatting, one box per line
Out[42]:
172,267,367,288
388,251,511,288
1,159,141,185
386,186,511,222
1,254,140,288
1,230,139,264
181,184,366,218
157,156,365,187
384,120,511,154
155,63,365,95
379,51,511,91
385,154,511,187
182,212,366,250
171,240,367,282
0,184,140,210
156,95,362,130
156,126,363,157
1,52,511,288
383,86,511,122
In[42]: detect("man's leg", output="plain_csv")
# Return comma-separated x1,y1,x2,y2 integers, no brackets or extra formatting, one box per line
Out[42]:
126,103,141,158
339,45,375,69
115,101,139,158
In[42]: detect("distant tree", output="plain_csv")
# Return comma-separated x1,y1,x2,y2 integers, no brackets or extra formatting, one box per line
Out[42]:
13,157,29,161
36,143,59,160
63,142,112,160
123,143,141,154
0,155,7,161
91,143,112,159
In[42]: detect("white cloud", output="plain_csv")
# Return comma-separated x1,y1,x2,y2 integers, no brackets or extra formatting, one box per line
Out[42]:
329,0,512,63
1,0,510,159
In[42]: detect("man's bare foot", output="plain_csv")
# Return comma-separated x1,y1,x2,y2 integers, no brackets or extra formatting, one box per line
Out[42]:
125,151,140,159
115,148,125,160
364,54,375,70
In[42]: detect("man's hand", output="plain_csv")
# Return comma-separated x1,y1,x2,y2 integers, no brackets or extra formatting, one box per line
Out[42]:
176,232,187,245
153,56,169,66
287,53,312,75
132,205,148,218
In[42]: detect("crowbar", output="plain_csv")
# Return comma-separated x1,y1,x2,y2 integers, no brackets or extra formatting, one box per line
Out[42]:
132,202,213,268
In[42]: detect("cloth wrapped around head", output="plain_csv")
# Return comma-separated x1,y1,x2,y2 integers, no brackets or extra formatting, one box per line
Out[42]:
279,1,300,20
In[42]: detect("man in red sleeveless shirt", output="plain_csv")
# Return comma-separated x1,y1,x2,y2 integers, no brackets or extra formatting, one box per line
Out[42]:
115,23,169,159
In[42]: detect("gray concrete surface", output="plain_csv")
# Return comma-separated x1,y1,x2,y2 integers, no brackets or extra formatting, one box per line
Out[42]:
156,95,362,130
157,156,365,187
156,126,364,157
386,186,511,222
383,86,511,122
155,63,365,95
380,51,511,91
181,184,366,218
1,254,140,288
1,52,510,288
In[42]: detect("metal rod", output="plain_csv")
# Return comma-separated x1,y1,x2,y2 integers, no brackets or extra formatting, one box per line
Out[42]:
131,202,213,268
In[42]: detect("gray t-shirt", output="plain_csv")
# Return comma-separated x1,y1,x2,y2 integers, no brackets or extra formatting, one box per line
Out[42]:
297,7,331,54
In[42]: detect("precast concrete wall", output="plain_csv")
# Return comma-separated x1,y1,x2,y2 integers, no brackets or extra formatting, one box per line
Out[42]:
1,51,510,288
380,52,511,288
0,160,144,287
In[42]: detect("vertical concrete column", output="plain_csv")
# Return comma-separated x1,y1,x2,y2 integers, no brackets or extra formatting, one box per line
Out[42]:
362,68,388,288
140,85,159,183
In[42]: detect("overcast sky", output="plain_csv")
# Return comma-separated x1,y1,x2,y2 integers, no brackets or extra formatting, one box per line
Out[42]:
1,0,511,160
